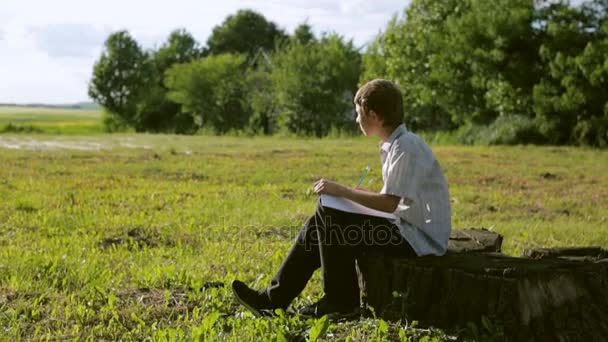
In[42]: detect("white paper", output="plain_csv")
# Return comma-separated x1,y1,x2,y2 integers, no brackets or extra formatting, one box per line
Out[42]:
320,194,397,220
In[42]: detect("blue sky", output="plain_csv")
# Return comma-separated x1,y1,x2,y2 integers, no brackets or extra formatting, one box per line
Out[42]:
0,0,409,104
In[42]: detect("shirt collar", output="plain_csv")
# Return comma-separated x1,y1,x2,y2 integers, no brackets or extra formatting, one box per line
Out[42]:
380,124,407,153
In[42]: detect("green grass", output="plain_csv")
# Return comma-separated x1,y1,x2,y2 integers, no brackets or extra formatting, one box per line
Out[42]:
0,106,103,134
0,134,607,340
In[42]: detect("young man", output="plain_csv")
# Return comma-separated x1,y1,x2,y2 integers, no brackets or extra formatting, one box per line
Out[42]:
232,79,452,318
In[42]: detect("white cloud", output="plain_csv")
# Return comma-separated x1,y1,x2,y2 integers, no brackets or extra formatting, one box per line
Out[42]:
0,0,409,103
28,23,112,58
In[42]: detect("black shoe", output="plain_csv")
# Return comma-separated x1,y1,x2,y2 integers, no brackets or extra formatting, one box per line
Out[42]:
298,296,360,319
231,280,273,317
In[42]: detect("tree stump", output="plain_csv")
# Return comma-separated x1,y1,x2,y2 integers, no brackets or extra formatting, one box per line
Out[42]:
357,229,608,341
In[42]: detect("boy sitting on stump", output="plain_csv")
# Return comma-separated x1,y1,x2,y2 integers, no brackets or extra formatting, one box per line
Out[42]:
232,79,452,318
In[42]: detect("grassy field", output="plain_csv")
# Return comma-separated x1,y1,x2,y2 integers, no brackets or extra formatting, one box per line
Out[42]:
0,106,103,135
0,131,607,341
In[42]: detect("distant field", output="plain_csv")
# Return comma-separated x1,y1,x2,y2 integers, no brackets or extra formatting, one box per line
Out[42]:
0,106,103,134
1,134,607,340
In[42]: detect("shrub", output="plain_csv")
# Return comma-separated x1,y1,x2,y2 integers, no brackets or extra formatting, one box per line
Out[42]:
478,115,545,145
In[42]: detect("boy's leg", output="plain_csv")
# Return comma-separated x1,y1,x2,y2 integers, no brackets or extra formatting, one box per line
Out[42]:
316,206,362,308
318,208,416,309
265,200,326,308
237,199,415,313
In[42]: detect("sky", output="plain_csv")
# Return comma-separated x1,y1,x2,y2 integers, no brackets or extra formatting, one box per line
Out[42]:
0,0,410,104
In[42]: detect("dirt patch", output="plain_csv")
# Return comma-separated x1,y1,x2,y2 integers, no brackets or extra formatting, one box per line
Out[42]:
478,175,498,185
48,170,72,176
280,188,297,200
98,227,167,250
0,138,106,151
118,288,187,307
254,227,294,240
15,203,38,213
485,205,498,212
0,288,18,304
117,142,152,150
0,137,154,151
540,172,559,180
118,283,225,307
142,168,207,182
526,205,569,220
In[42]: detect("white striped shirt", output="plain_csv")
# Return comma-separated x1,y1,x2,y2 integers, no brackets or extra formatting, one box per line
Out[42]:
380,124,452,256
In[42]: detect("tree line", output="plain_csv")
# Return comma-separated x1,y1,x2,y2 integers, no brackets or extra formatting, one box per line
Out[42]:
90,1,608,146
88,10,360,137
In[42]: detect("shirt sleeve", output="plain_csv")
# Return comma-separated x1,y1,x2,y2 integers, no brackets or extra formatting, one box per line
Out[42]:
380,143,418,202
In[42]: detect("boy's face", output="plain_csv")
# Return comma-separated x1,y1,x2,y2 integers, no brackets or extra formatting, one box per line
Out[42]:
355,103,381,136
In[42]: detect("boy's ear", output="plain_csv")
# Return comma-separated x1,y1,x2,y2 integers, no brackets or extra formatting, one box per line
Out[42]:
369,110,381,122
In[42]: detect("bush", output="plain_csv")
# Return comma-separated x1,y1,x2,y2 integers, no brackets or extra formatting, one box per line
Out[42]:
165,53,249,134
1,123,43,134
453,124,483,145
102,112,131,133
452,115,545,145
478,115,545,145
270,34,361,137
572,116,608,148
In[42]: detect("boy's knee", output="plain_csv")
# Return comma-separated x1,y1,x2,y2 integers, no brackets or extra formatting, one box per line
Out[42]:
314,199,342,219
297,222,321,247
314,198,325,214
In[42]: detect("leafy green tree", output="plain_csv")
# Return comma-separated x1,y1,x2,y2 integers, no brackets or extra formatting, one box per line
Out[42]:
155,29,202,71
361,0,608,146
243,23,318,135
292,22,316,45
573,23,608,146
165,54,249,133
364,0,541,131
245,57,277,135
270,34,361,136
360,31,388,82
442,0,540,124
362,1,458,131
206,9,288,57
137,29,202,133
88,30,148,129
533,0,608,146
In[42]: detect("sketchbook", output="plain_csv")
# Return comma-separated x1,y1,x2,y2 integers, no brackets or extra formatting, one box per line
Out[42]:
320,194,398,220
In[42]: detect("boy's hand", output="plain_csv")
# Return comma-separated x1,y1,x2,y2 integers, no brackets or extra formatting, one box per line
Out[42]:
313,178,347,197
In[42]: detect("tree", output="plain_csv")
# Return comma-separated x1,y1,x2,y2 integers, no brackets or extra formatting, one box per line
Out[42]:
362,1,459,131
363,0,541,132
137,29,202,133
270,34,361,136
292,22,316,45
165,54,249,133
206,9,288,57
242,22,319,135
88,31,147,128
441,0,540,124
360,31,388,82
154,29,202,71
533,0,608,146
245,52,278,135
360,0,608,146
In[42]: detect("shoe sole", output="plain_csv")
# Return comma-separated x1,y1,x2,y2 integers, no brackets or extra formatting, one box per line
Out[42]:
231,285,264,317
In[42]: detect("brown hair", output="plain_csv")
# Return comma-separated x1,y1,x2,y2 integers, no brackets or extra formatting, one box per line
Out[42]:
354,79,404,127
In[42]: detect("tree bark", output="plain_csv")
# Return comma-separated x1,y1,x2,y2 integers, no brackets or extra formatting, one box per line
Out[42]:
357,229,608,341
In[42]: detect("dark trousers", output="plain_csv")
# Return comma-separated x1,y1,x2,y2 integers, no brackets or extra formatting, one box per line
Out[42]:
266,199,416,309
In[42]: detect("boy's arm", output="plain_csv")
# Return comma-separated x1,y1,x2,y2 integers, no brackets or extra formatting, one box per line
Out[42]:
314,179,401,213
341,187,401,213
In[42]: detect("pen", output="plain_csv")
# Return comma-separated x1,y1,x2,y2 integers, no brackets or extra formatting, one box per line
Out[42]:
356,166,371,188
